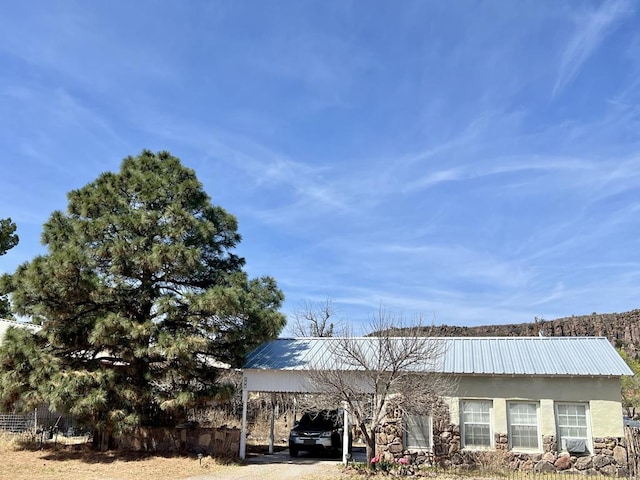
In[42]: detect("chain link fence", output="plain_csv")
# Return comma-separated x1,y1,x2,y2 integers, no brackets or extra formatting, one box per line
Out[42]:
0,411,34,433
0,404,82,437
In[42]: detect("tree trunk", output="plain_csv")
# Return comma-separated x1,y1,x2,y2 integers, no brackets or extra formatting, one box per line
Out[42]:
92,429,115,451
365,432,376,466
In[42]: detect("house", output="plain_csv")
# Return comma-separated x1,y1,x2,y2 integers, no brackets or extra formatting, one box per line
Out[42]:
241,336,633,473
0,318,40,341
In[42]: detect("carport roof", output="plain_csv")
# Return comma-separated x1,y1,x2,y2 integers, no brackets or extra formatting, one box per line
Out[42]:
244,336,632,376
0,318,41,342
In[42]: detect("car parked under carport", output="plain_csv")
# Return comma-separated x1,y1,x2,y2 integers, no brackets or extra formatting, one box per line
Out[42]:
288,410,352,457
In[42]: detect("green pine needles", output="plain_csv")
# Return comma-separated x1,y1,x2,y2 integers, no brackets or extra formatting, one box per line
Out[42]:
0,150,285,442
0,217,18,318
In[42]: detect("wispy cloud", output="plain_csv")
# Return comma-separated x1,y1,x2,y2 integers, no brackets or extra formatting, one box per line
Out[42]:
0,84,127,176
248,31,372,110
402,155,593,194
553,0,634,97
366,242,530,288
3,2,640,331
0,3,179,94
128,115,356,214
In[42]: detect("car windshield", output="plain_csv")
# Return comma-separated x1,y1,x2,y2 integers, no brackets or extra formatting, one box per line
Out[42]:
298,411,339,428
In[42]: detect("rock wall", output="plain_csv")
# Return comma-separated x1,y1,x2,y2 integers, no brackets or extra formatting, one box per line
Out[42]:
118,426,240,457
376,421,630,476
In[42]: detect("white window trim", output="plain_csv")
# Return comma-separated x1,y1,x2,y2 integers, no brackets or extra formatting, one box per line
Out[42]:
555,402,592,454
460,399,494,450
403,414,432,452
507,401,541,452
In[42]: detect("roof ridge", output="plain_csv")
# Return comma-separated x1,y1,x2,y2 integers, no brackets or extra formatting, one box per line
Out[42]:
275,335,608,340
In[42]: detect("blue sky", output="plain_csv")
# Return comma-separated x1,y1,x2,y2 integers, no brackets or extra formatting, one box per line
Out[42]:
1,1,639,334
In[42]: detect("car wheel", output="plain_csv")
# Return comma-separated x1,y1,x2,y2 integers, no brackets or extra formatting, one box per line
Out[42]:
290,446,299,457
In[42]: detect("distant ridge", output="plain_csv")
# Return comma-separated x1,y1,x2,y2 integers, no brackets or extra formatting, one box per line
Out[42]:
424,309,640,359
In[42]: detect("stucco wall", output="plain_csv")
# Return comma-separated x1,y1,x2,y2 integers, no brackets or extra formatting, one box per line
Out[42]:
244,369,374,394
244,369,315,393
445,375,624,439
373,375,629,475
245,371,623,439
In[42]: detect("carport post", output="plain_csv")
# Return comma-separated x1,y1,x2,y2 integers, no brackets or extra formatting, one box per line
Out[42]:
240,377,248,459
268,392,276,454
342,403,349,465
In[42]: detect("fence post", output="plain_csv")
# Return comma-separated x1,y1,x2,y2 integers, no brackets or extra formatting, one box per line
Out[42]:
342,402,349,466
268,392,276,455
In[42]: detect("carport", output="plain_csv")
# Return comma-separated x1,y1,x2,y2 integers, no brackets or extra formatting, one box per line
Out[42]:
240,338,359,463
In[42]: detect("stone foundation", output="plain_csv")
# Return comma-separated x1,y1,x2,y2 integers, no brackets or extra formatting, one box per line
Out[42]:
500,436,629,477
376,420,629,476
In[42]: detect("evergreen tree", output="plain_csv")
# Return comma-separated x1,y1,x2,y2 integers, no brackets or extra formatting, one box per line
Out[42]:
618,349,640,419
0,151,285,441
0,217,18,318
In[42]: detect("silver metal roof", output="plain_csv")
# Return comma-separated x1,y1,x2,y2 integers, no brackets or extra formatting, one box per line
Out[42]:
0,318,41,342
244,336,633,376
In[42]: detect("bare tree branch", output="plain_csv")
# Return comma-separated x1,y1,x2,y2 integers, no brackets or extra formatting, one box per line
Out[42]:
291,298,339,337
307,309,456,464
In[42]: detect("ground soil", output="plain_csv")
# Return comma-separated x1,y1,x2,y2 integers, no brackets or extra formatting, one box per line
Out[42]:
0,443,350,480
187,451,347,480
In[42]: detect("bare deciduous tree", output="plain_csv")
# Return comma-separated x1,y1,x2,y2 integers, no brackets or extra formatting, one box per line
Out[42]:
291,298,339,337
308,309,455,464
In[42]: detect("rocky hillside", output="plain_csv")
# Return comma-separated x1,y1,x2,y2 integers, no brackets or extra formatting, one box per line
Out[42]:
428,309,640,359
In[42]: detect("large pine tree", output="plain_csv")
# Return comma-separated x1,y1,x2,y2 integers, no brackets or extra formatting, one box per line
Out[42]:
0,151,285,440
0,217,18,318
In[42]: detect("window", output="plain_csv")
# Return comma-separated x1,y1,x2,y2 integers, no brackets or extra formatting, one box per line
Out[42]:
508,402,539,450
404,415,431,450
461,400,492,448
555,403,590,454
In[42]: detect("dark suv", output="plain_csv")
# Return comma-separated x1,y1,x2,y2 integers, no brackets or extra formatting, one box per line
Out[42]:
288,409,352,457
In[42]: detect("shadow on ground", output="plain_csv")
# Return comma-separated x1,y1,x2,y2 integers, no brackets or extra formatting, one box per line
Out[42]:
38,446,198,464
246,446,367,465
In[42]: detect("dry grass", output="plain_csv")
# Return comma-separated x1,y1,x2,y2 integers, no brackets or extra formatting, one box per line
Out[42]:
246,410,292,447
0,433,233,480
0,408,353,480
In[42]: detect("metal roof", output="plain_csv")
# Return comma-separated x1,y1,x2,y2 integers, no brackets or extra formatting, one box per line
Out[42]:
0,318,41,342
244,336,633,376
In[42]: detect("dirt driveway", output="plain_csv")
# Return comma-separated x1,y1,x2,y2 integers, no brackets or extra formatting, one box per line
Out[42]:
187,448,366,480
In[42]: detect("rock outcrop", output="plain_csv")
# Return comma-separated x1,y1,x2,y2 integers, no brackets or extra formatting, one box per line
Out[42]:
423,309,640,358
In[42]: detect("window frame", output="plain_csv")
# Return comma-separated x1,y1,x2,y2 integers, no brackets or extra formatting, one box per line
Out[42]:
460,399,493,450
507,401,541,452
403,414,432,451
555,402,591,454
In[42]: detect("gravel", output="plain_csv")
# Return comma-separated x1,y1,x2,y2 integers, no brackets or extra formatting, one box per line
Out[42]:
186,448,361,480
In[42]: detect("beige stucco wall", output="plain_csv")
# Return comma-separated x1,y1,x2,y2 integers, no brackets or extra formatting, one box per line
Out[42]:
244,369,375,394
445,375,624,440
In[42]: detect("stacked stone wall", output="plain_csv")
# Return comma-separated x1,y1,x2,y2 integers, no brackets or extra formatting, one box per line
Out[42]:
117,426,240,457
376,419,629,476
